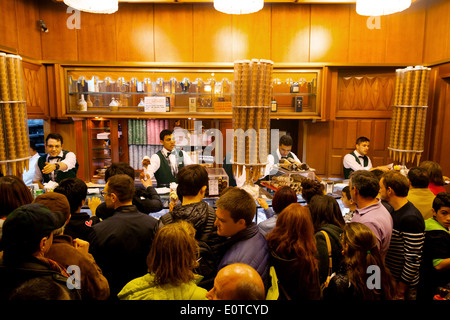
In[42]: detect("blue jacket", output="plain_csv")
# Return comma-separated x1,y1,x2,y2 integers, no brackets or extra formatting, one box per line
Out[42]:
217,222,270,289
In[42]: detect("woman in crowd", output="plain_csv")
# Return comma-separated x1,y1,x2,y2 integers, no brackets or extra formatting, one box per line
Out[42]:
266,203,321,299
257,186,297,236
0,175,34,239
117,220,207,300
301,178,325,205
324,222,396,300
420,161,447,195
308,194,345,287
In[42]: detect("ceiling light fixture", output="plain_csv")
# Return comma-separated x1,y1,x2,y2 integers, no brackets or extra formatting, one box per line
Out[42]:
214,0,264,15
356,0,411,16
63,0,118,14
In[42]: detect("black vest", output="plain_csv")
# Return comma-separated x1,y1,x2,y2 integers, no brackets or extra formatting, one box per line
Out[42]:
37,151,79,183
153,149,185,188
343,151,369,179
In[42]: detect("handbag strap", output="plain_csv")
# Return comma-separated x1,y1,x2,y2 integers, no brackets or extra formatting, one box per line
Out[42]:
320,230,332,276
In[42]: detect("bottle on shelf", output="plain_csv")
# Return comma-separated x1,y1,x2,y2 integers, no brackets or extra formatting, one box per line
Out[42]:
109,97,119,112
78,94,87,111
270,97,277,112
138,98,145,111
86,95,93,107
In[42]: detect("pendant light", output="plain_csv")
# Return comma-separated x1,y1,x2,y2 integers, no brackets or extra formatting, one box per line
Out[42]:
356,0,411,16
214,0,264,15
63,0,118,14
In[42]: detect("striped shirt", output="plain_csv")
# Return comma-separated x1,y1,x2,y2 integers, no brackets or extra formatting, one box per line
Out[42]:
385,201,425,286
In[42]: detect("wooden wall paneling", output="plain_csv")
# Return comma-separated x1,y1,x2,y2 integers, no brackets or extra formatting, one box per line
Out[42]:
231,6,271,60
332,119,345,149
327,67,339,120
193,4,232,62
348,8,387,63
423,0,450,64
335,70,395,118
39,0,78,61
384,2,426,64
422,66,440,162
74,119,87,182
310,4,350,63
435,79,450,176
77,11,117,62
15,0,42,60
46,64,66,119
153,4,193,62
359,119,372,140
427,68,448,165
118,119,129,164
373,120,388,151
109,119,120,163
115,3,155,62
22,60,49,119
271,4,310,63
304,120,329,175
0,0,19,51
345,119,358,149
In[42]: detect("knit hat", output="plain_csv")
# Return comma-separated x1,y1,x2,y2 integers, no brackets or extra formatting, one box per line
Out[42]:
33,192,70,228
1,203,59,258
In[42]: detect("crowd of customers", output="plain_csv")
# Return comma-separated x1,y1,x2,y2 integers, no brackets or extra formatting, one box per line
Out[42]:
0,160,449,301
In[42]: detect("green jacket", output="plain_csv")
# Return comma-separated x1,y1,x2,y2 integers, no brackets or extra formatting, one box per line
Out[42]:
117,273,207,300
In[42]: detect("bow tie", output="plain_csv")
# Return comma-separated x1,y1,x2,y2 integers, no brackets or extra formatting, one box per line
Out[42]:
48,156,62,160
358,155,366,159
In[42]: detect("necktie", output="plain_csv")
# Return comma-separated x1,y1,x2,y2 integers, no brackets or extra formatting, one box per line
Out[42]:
49,156,62,160
166,152,175,176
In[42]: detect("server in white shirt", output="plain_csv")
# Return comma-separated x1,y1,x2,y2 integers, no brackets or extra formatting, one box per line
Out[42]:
33,133,78,189
343,136,373,179
265,134,302,176
147,129,192,187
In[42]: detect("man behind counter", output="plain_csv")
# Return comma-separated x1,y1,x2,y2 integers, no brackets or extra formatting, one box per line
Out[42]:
343,136,390,179
147,129,192,188
265,134,302,176
33,133,78,189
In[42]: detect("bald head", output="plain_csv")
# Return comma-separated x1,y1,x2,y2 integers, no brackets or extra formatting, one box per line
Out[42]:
206,263,265,300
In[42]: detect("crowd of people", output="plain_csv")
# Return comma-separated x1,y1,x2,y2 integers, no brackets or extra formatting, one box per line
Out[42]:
0,158,449,302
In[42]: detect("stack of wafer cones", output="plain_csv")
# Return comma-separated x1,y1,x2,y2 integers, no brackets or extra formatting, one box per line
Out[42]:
0,53,30,176
231,59,273,184
388,66,430,166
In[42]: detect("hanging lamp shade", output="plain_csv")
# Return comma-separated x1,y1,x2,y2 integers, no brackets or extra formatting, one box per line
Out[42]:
64,0,118,14
356,0,411,16
214,0,264,15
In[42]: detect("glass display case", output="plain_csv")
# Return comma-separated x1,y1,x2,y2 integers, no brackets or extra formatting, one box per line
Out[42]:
62,65,322,119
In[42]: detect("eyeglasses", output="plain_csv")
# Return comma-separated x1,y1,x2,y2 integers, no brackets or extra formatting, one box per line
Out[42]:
100,190,111,197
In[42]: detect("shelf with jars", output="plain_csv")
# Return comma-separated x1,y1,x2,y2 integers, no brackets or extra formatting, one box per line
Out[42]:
62,65,322,120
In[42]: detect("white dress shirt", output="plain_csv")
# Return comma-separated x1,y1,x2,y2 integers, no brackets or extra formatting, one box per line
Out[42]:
148,147,193,179
343,150,373,171
33,150,77,183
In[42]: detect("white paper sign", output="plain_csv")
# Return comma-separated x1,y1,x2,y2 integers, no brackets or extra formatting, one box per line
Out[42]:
144,96,166,112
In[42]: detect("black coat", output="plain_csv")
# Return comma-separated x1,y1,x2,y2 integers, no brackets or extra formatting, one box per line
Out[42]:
89,205,158,298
